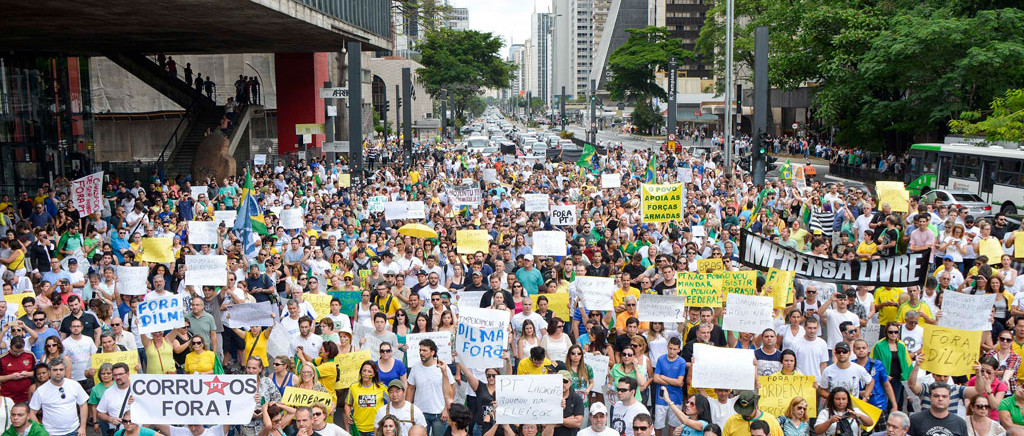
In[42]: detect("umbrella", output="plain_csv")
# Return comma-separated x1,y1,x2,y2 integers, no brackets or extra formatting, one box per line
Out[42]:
398,223,438,239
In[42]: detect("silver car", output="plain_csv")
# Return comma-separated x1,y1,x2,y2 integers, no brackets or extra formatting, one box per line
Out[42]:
921,189,993,218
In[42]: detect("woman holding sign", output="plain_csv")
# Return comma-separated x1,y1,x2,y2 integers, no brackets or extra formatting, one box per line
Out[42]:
813,387,872,435
660,388,712,436
345,361,388,435
141,330,175,374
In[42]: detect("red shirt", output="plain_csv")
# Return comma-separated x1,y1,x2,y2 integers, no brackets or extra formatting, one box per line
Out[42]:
0,350,36,403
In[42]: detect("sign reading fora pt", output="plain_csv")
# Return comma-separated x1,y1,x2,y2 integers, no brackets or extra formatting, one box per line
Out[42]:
320,87,349,99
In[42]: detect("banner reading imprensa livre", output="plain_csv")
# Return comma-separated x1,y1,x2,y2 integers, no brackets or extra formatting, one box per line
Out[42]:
738,229,929,287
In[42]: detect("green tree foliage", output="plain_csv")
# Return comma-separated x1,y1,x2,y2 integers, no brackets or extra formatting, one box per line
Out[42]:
631,102,664,135
696,1,1024,150
393,0,453,36
417,28,515,123
950,88,1024,143
607,27,692,102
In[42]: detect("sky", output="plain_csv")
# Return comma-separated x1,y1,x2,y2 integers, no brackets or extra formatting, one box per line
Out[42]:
450,0,549,54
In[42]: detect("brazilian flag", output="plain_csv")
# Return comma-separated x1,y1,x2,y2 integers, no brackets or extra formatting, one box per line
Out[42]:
644,154,657,183
576,143,596,169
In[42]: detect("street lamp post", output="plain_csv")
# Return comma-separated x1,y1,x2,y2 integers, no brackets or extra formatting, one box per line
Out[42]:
723,0,735,174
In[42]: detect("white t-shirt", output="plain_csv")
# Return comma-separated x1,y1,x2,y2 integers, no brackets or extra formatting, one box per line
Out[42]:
854,214,873,242
610,401,648,436
820,363,873,397
290,333,324,358
709,397,737,428
407,362,455,414
29,380,89,435
901,325,924,354
577,426,620,436
824,308,861,348
96,384,130,431
789,335,829,379
374,401,427,436
312,423,351,436
62,335,98,381
169,425,226,436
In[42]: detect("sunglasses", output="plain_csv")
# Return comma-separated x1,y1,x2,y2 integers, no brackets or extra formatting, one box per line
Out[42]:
887,331,900,335
192,341,203,345
380,349,393,354
975,404,991,409
633,426,649,431
617,388,631,393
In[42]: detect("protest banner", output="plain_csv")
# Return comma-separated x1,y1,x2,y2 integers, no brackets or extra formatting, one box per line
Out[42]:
138,293,186,335
717,270,758,299
920,323,982,377
338,174,351,188
851,397,883,431
129,374,259,424
691,343,755,391
457,291,485,310
71,172,104,216
637,294,688,322
254,154,267,165
305,293,332,321
695,258,724,273
678,167,692,183
92,351,138,383
550,205,577,226
495,375,564,424
524,194,549,213
641,183,683,223
191,186,209,201
722,294,774,334
336,350,373,388
1015,232,1024,258
329,291,362,317
115,266,149,296
281,387,335,408
267,206,283,217
939,292,995,331
532,231,567,257
585,353,610,390
676,272,723,307
456,307,509,368
483,168,499,183
739,230,930,287
601,174,621,189
384,202,407,220
188,221,219,245
876,181,910,213
532,293,570,320
139,238,174,263
407,332,453,367
764,268,796,308
577,276,616,311
368,196,387,213
280,209,304,230
979,238,1004,265
456,230,491,254
448,186,483,207
793,166,807,191
185,255,228,287
224,303,277,328
3,293,33,316
758,375,817,417
406,201,426,219
213,210,237,228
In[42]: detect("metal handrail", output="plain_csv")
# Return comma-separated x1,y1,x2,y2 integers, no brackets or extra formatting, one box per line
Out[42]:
156,99,200,176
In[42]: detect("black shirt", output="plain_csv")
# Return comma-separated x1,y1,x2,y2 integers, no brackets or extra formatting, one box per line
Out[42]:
908,410,967,436
59,312,101,339
652,280,676,296
684,324,728,347
479,289,513,309
553,391,585,436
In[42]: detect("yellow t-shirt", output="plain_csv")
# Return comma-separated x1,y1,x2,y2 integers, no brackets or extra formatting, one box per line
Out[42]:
612,287,641,309
516,358,553,375
244,331,270,366
145,340,175,374
315,358,339,400
184,350,216,374
857,242,878,259
1011,340,1024,382
347,382,388,432
790,228,810,251
875,287,902,325
722,410,783,436
409,170,420,184
898,301,933,323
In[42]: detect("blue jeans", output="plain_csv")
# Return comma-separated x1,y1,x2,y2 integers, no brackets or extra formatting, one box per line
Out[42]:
424,412,448,436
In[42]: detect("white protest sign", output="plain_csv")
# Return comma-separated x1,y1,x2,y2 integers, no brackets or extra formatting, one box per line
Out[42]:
457,291,486,309
267,206,283,217
254,154,267,165
483,168,498,183
71,171,104,216
224,303,277,328
280,208,304,230
384,201,426,220
550,205,577,226
407,332,453,367
692,343,755,390
129,374,259,425
531,231,567,257
188,221,219,245
185,255,228,287
678,167,692,183
213,210,237,228
601,173,621,189
448,187,483,207
456,307,509,368
577,277,616,311
938,292,995,331
406,201,426,219
495,375,564,424
637,294,688,322
191,186,209,201
721,293,774,334
61,250,88,271
368,196,387,213
115,266,149,296
524,194,549,213
138,293,186,335
584,353,610,390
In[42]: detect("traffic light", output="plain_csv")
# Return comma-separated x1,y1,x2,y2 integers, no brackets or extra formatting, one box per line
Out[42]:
397,97,402,108
384,101,390,113
765,155,778,172
739,156,751,172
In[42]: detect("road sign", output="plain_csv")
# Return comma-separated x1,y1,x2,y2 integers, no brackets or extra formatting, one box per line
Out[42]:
792,123,799,130
295,124,325,135
323,141,350,152
668,133,677,141
319,87,349,99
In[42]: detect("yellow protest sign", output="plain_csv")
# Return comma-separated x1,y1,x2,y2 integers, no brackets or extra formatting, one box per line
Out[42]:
456,230,490,254
850,396,882,431
720,271,757,297
92,350,139,383
641,183,683,223
336,350,372,388
338,174,351,188
758,375,817,417
920,323,982,377
978,238,1004,264
139,237,174,263
4,292,34,316
875,181,909,213
304,293,332,322
1015,232,1024,259
532,293,570,321
282,387,335,408
696,258,724,274
764,268,796,308
677,272,723,307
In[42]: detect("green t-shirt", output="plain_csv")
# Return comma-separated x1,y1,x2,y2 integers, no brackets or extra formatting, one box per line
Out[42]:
999,395,1024,425
88,381,113,405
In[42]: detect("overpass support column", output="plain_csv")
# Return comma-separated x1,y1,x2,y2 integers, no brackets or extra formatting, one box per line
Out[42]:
274,53,329,155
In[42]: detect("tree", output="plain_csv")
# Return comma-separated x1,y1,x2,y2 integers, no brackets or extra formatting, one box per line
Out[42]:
631,102,663,135
392,0,453,37
606,27,692,102
950,88,1024,143
417,28,515,123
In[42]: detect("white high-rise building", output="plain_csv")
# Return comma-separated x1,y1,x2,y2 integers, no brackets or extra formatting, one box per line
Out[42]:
571,0,595,99
529,12,554,105
448,7,469,30
509,43,527,99
551,0,594,103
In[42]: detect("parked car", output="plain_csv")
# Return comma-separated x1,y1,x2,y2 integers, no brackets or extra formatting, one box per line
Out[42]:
921,189,993,218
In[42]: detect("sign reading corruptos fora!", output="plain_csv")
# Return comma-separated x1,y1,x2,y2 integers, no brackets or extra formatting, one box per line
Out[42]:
130,374,259,424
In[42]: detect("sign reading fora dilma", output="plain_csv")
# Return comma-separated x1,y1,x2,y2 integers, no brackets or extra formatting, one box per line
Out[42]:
738,230,929,287
130,374,259,424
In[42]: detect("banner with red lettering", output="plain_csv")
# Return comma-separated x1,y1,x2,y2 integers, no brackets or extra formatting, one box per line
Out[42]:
71,171,104,216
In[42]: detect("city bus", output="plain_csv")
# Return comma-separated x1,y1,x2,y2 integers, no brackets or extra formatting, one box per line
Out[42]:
906,142,1024,216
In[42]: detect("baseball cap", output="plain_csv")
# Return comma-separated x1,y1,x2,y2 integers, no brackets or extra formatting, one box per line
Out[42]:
416,269,428,276
943,254,955,261
835,342,851,353
388,379,406,390
67,258,77,264
589,402,608,416
524,254,534,261
558,370,572,383
733,391,760,416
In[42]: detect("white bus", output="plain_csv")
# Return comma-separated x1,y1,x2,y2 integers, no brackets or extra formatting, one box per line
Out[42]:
906,142,1024,216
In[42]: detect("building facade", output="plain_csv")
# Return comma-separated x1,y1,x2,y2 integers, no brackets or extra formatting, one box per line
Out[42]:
665,0,711,79
530,12,554,105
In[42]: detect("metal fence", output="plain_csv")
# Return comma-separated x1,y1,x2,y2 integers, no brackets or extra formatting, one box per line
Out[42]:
828,163,903,184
